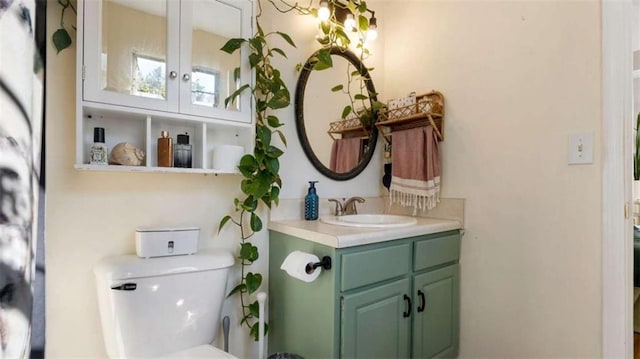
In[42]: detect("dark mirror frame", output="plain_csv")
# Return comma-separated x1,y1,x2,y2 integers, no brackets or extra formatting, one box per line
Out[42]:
295,47,379,181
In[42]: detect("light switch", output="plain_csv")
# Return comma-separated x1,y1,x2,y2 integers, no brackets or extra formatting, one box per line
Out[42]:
568,133,594,165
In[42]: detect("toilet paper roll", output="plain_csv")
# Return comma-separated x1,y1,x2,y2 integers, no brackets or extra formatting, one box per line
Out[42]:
212,145,245,171
280,250,321,283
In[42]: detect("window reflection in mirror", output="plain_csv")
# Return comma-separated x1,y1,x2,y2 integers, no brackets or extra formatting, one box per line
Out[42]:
190,0,241,111
101,0,168,97
132,54,166,99
191,67,220,107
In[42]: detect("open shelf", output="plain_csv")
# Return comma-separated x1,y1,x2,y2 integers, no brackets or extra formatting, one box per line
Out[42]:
375,91,445,143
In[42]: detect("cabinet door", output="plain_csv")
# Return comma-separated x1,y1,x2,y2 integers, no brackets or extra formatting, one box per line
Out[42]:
83,0,180,111
179,0,253,123
412,264,459,359
341,278,411,359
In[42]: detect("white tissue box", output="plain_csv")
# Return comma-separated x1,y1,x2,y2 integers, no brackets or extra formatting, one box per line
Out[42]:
135,227,199,258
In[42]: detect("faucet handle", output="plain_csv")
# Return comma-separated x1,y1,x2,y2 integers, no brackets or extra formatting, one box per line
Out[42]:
328,198,344,216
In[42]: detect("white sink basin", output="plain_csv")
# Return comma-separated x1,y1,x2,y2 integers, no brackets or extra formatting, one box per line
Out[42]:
320,214,418,228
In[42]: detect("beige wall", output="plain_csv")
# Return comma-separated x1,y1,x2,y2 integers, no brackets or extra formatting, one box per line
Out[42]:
46,0,604,357
381,1,602,357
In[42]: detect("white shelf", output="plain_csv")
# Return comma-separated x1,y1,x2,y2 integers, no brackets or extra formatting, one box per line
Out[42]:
75,0,255,174
74,164,241,175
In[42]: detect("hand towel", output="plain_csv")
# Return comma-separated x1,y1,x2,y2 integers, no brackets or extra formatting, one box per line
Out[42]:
330,138,361,173
389,126,440,214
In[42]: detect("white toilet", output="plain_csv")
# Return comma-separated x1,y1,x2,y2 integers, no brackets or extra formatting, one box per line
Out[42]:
94,249,237,358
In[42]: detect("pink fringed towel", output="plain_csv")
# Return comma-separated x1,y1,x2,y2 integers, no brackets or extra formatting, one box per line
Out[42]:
390,126,440,214
330,138,361,173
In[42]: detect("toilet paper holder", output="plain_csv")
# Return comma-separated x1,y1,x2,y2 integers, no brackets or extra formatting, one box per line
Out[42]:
305,256,332,274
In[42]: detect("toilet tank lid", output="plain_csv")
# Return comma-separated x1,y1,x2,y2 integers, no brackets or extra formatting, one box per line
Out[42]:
94,249,234,280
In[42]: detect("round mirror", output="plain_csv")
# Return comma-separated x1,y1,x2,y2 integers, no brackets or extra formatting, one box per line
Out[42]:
295,47,379,181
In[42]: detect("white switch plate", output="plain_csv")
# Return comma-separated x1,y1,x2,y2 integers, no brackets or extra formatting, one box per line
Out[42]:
568,133,594,165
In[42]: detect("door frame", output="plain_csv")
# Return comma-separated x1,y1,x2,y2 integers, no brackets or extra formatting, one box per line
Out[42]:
602,0,634,357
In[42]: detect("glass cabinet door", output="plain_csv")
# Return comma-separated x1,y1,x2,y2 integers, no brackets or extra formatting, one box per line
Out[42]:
179,0,252,123
83,0,180,111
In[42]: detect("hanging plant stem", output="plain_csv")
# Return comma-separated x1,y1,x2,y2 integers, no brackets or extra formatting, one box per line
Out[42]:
219,0,381,341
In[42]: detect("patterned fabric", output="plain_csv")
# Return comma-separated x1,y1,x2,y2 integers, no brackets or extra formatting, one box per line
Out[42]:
0,1,43,357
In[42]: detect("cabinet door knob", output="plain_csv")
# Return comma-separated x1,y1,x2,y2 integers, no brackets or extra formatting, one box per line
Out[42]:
182,73,190,81
417,290,426,312
403,294,412,318
169,71,178,79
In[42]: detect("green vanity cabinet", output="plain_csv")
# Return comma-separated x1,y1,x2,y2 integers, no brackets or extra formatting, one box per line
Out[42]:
268,229,461,359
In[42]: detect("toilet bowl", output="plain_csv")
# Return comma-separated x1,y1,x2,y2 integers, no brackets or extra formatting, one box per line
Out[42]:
94,249,237,358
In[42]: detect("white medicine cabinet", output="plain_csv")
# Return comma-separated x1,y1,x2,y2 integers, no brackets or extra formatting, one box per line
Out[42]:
75,0,254,173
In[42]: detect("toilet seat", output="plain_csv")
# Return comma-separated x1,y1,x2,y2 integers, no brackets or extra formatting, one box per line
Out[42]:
162,344,238,358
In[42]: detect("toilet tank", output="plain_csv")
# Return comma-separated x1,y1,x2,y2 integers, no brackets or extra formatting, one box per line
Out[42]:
94,249,234,358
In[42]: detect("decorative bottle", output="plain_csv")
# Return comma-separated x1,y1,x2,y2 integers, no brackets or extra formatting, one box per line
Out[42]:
157,130,173,167
173,132,192,168
304,181,319,220
89,127,108,165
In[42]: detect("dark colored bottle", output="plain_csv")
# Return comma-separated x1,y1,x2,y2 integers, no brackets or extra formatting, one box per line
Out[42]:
174,132,192,168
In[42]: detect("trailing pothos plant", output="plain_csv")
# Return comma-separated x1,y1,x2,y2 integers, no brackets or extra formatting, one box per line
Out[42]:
217,17,295,342
218,0,380,341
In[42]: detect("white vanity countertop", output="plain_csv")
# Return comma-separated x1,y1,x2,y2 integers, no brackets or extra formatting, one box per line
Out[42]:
268,217,462,248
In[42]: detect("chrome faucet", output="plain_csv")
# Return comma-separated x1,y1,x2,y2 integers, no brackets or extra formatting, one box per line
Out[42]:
328,197,366,216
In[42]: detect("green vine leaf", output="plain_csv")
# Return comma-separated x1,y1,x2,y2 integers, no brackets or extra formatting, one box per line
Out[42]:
250,212,263,232
267,115,283,128
313,49,333,70
265,157,279,175
242,196,258,212
331,84,344,92
267,89,290,109
276,31,296,48
265,146,284,158
250,322,269,341
275,130,287,146
257,126,272,148
227,283,246,298
358,1,368,13
342,105,352,119
225,84,250,108
53,28,72,53
218,215,232,233
358,15,369,31
245,272,262,295
248,300,260,318
221,38,246,54
240,243,259,263
271,48,287,58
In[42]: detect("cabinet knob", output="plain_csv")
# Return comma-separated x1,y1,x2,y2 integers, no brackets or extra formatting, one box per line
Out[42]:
169,71,178,79
182,73,190,81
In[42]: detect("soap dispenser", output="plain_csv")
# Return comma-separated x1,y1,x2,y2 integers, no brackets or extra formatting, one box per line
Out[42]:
304,181,319,220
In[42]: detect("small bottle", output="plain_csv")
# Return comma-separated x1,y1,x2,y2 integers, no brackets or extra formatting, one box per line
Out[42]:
89,127,108,165
173,132,192,168
304,181,319,220
157,130,173,167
